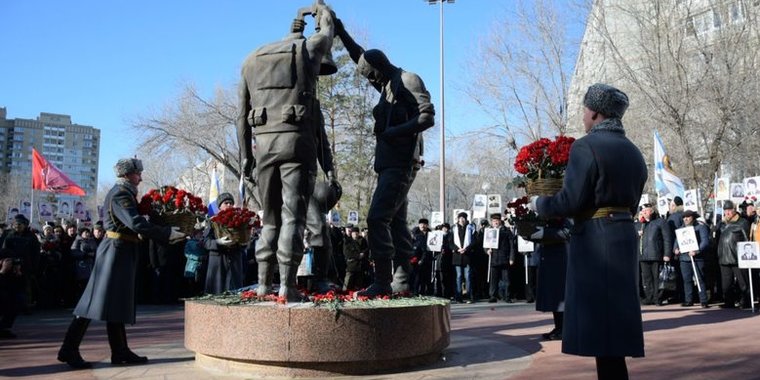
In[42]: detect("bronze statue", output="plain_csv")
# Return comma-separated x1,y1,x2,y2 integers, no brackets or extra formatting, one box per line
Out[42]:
335,19,435,297
237,2,337,301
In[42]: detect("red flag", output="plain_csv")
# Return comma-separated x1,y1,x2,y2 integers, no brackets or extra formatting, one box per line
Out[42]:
31,148,86,196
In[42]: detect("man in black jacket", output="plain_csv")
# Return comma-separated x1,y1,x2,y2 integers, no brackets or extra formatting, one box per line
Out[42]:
486,214,515,303
715,200,751,308
638,204,673,305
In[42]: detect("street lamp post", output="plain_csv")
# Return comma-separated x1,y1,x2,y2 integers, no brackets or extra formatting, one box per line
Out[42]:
427,0,454,219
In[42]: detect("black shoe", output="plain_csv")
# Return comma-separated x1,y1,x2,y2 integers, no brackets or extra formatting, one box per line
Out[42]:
57,349,92,369
504,298,514,303
655,300,665,306
488,297,498,303
541,328,557,340
701,303,711,309
465,299,474,304
526,299,535,304
0,329,16,339
681,302,694,307
719,303,736,309
111,350,148,365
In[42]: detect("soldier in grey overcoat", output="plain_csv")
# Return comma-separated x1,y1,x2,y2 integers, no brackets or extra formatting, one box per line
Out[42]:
532,84,647,380
57,158,185,369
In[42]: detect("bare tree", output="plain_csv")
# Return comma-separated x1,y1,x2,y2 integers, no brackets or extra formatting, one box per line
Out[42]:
587,0,760,209
463,0,584,145
410,0,586,220
130,83,259,207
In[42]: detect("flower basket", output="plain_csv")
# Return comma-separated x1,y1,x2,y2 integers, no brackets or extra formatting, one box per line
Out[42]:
514,136,575,197
138,186,207,235
211,222,251,246
152,211,199,235
525,177,564,197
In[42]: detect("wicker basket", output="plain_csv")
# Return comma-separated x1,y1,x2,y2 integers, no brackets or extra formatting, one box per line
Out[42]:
152,212,199,235
211,222,251,245
525,177,564,196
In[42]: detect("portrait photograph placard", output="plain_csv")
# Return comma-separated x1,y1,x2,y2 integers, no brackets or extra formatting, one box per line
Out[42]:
738,241,760,269
657,196,671,214
683,189,699,212
472,194,487,219
347,210,359,225
430,211,444,227
427,230,445,252
487,194,502,216
675,226,699,253
743,177,760,198
716,177,730,201
517,236,534,252
639,194,650,207
483,227,499,249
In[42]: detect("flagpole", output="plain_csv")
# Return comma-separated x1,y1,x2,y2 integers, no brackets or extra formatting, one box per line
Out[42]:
30,146,35,228
30,188,34,228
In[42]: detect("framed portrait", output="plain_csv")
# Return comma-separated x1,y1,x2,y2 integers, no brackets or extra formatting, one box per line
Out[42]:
716,177,730,201
675,226,699,253
483,227,499,249
683,189,699,212
472,194,487,219
738,241,760,269
430,211,444,227
426,230,445,252
487,194,502,216
347,210,359,225
517,236,534,252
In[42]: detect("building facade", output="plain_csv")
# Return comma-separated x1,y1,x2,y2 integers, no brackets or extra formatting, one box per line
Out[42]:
0,107,100,215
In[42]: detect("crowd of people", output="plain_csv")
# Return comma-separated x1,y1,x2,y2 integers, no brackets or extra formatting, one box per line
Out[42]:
636,195,760,309
0,200,552,341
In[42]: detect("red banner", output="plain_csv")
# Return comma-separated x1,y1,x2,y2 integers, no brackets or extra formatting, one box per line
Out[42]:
31,148,86,196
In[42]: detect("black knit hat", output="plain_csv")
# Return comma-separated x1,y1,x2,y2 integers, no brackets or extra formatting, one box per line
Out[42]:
583,83,629,119
418,218,429,224
216,192,234,206
673,196,683,206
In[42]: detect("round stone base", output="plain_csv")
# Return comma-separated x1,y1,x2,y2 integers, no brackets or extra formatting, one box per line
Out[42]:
184,299,450,377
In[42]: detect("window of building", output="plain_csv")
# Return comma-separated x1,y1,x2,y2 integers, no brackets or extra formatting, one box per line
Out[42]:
730,2,744,23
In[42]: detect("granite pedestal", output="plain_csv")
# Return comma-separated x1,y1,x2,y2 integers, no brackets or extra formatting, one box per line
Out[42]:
184,299,450,377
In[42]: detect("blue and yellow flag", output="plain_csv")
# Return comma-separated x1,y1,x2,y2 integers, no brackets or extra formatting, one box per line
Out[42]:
207,166,221,216
653,130,685,199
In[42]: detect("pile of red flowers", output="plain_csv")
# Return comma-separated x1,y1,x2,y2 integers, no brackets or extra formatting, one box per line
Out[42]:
138,186,207,216
236,288,406,305
210,207,258,229
514,136,575,180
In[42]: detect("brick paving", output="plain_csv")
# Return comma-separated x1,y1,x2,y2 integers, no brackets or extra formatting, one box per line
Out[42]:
0,301,758,379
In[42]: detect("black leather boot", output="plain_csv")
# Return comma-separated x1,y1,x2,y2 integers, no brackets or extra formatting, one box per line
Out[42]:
108,322,148,365
57,317,92,369
356,258,393,298
309,246,336,294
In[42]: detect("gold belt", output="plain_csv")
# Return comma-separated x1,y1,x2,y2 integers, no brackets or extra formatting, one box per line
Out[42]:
106,231,141,243
591,207,631,219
